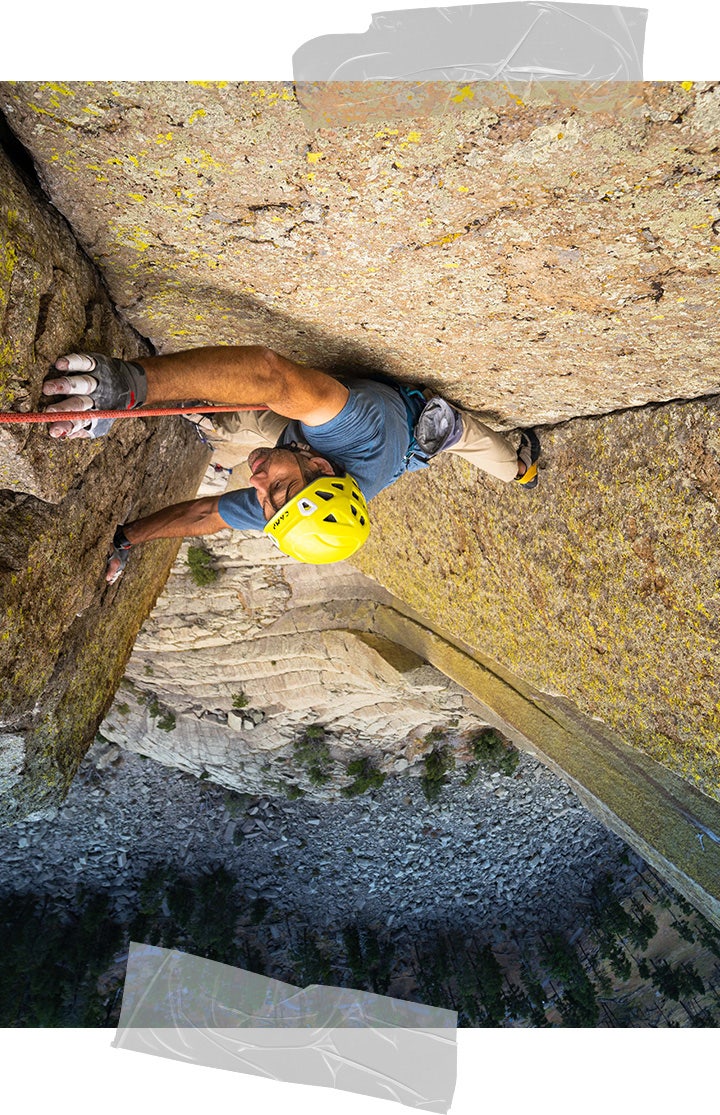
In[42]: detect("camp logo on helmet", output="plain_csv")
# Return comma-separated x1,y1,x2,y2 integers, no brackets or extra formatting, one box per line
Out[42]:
267,507,290,533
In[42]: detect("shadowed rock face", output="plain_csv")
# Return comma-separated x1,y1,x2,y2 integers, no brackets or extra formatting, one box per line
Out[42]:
0,146,208,822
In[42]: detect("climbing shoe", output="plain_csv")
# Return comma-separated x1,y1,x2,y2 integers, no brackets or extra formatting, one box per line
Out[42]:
515,428,540,489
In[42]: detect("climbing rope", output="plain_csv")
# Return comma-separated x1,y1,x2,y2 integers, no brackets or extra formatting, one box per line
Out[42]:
0,403,269,425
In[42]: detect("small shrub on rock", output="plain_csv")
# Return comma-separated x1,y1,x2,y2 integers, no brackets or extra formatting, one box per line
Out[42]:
465,728,519,778
421,743,455,803
341,758,386,798
293,725,333,785
186,545,219,586
147,696,176,731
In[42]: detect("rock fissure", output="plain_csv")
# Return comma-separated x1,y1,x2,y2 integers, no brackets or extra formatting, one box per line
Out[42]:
1,81,719,932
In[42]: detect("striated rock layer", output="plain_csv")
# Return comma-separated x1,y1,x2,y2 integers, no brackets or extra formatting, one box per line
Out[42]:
101,533,485,797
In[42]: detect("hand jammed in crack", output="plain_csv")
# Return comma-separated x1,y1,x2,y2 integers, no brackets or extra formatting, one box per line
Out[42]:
42,354,104,439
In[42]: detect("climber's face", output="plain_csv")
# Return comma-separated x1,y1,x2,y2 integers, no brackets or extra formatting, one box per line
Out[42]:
247,446,334,521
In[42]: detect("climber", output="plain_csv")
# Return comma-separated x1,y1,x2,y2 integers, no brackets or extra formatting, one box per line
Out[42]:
40,346,540,581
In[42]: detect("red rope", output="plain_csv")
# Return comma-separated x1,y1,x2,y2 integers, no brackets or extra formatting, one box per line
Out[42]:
0,404,269,425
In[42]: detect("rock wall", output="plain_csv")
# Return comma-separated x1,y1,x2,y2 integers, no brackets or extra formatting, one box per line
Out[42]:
356,395,720,799
0,143,208,822
2,80,718,822
1,81,718,425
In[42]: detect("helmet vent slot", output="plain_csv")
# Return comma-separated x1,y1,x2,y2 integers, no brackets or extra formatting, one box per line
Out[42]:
331,482,345,491
351,505,357,517
323,514,338,523
316,490,334,501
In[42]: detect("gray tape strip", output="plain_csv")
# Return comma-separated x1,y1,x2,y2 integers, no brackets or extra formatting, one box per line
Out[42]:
114,943,458,1111
293,3,647,81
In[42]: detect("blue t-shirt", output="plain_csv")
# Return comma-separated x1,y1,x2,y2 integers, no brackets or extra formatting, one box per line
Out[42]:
217,379,427,531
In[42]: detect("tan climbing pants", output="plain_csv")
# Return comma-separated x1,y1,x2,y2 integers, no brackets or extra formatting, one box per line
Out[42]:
193,409,289,491
444,410,519,483
194,397,519,492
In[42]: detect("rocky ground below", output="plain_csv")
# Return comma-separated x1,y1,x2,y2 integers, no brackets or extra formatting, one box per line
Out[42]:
0,735,637,949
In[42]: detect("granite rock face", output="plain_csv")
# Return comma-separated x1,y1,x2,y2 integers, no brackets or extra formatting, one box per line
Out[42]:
0,144,208,823
355,394,720,798
1,81,718,425
2,80,719,820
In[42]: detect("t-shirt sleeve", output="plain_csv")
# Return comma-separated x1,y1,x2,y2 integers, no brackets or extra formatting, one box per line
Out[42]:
299,390,384,457
217,487,267,531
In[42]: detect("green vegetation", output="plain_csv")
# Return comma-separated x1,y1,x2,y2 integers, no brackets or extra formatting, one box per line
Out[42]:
231,691,249,709
540,932,600,1026
293,724,333,786
186,545,219,586
341,757,386,798
268,779,305,800
588,875,657,980
342,925,394,994
293,931,335,986
0,889,124,1026
147,696,176,731
464,728,519,781
222,790,256,816
115,702,130,716
649,959,705,1002
1,861,717,1028
420,733,455,803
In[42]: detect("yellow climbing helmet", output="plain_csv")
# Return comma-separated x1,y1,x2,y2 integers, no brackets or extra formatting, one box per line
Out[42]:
264,473,370,563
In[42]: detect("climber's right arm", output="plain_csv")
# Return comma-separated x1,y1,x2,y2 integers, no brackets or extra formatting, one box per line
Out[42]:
106,497,225,583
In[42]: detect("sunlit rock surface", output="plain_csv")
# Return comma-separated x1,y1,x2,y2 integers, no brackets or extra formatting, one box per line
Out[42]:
1,81,718,423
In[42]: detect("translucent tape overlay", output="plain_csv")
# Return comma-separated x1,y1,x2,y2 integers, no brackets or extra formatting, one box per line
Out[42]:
114,943,458,1111
294,2,647,80
293,2,647,126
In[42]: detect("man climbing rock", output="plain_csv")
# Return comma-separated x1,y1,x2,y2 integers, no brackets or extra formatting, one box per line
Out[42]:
41,345,540,580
